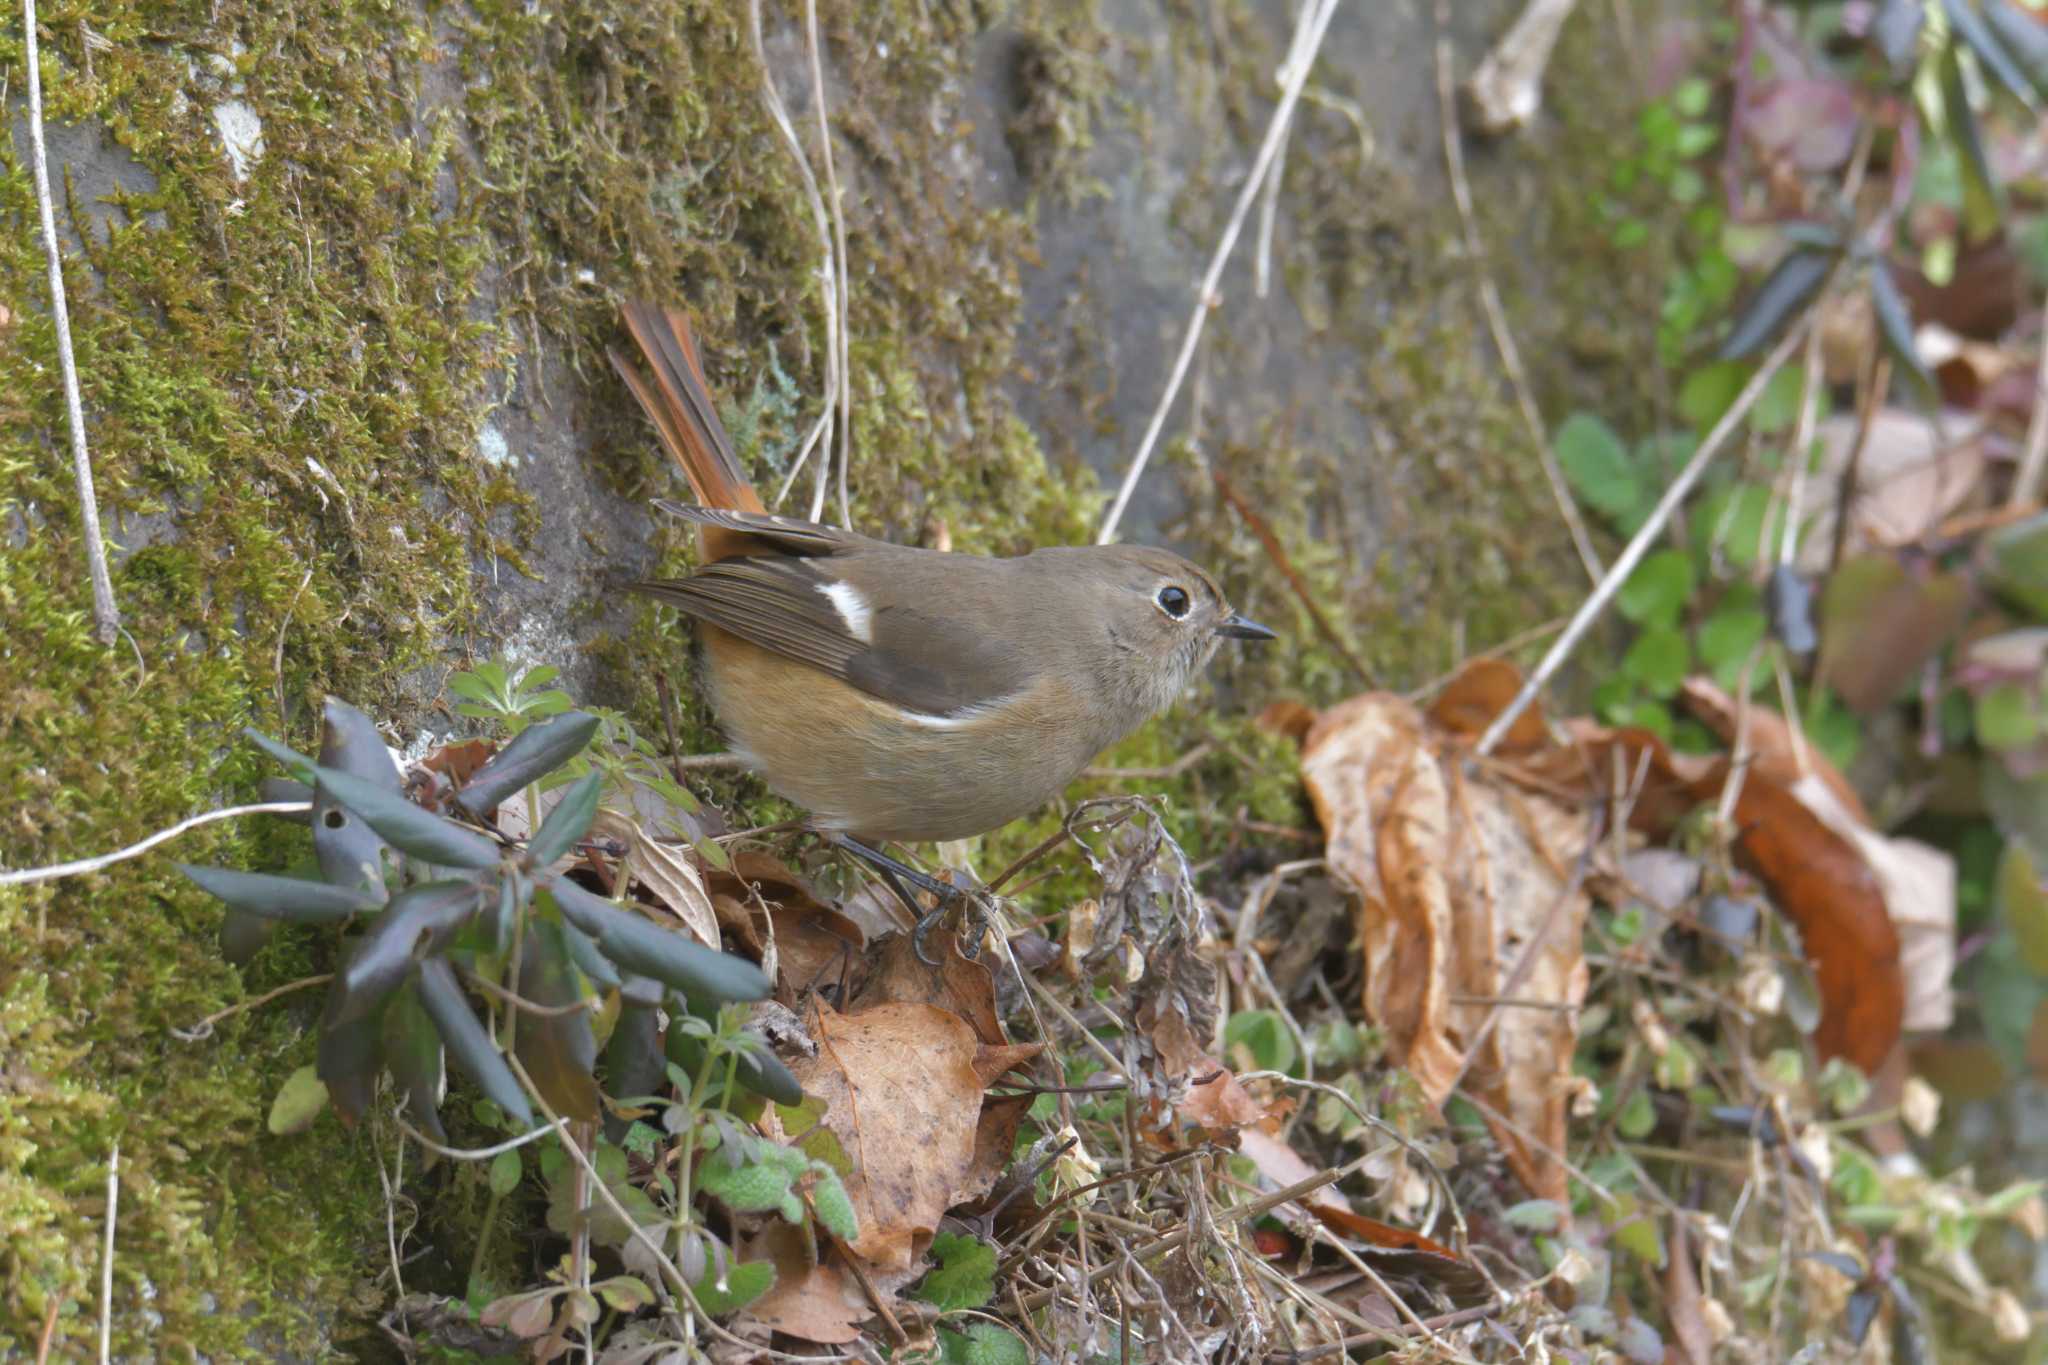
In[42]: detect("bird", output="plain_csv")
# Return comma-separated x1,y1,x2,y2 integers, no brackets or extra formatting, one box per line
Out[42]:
610,301,1273,931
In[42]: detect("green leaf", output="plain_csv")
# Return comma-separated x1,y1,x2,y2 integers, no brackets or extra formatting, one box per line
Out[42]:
242,729,317,781
1504,1199,1565,1232
527,772,602,868
1678,361,1746,429
919,1232,998,1311
547,881,770,1007
1699,605,1767,684
1944,0,2038,108
176,863,381,923
1751,363,1809,435
1554,413,1642,526
458,711,602,817
267,1063,329,1136
315,767,503,871
383,979,448,1142
592,1275,656,1313
1987,511,2048,616
489,1148,523,1196
1618,1087,1657,1140
691,1259,774,1316
1997,841,2048,975
1719,248,1833,360
1222,1009,1297,1074
1870,264,1935,394
939,1322,1031,1365
1617,550,1695,628
1976,683,2041,750
809,1167,859,1241
1602,1191,1667,1267
332,880,487,1025
698,1139,806,1220
515,919,602,1122
416,958,534,1128
1623,627,1691,697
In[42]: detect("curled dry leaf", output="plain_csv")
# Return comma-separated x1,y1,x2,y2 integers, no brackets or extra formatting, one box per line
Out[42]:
1790,773,1955,1033
1429,657,1548,753
1680,676,1867,823
1535,724,1905,1073
1302,692,1593,1202
1794,411,1989,575
785,1001,987,1270
592,806,719,952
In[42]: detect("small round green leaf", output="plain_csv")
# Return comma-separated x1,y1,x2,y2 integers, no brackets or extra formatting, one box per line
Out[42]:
268,1063,329,1136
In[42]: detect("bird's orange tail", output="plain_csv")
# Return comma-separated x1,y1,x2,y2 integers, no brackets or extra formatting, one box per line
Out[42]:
612,302,764,562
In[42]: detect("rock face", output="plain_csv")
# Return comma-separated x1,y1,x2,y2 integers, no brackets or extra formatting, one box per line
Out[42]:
2,0,1654,1352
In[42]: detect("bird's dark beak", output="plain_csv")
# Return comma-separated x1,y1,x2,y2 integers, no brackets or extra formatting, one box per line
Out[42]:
1217,613,1277,642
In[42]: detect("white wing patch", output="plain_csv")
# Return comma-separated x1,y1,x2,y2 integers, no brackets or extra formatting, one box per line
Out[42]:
816,580,874,643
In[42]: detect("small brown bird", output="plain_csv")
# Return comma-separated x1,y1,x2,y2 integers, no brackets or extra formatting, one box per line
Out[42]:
611,302,1273,850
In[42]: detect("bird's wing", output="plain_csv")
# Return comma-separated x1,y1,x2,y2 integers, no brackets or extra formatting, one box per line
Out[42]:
633,554,1030,717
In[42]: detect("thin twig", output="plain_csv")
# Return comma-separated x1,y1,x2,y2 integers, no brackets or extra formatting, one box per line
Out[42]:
803,0,853,529
1829,351,1890,576
171,973,332,1042
35,1297,62,1365
1435,2,1602,585
1084,740,1217,782
0,801,312,887
2011,293,2048,508
1776,322,1825,566
97,1142,117,1365
393,1115,564,1162
24,0,118,645
1096,0,1344,544
1213,468,1371,685
1476,319,1813,755
746,0,840,524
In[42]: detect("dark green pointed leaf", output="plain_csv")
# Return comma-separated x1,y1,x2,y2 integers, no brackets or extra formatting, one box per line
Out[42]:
1719,248,1833,360
547,881,769,1007
416,957,535,1128
1944,0,2038,107
457,711,602,817
258,777,314,815
527,772,602,869
560,919,622,991
1870,265,1935,393
1941,46,2005,235
243,728,317,781
318,967,387,1127
219,908,276,965
515,919,601,1122
383,979,447,1142
316,767,502,871
1875,0,1925,73
605,1001,665,1112
176,863,382,923
1987,0,2048,95
333,880,487,1025
1780,221,1845,250
312,699,400,894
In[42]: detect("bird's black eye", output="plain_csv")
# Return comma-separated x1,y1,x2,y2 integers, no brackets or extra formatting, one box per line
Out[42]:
1156,585,1191,619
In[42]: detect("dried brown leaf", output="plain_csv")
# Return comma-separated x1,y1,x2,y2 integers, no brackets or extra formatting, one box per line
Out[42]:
786,1001,984,1269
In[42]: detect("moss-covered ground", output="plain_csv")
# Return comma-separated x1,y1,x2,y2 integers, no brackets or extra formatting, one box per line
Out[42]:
2,0,1681,1352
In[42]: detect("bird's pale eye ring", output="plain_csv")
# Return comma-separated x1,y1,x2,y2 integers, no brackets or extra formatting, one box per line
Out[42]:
1156,585,1191,619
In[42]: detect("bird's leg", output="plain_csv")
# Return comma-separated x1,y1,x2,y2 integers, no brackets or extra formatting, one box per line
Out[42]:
825,833,981,965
